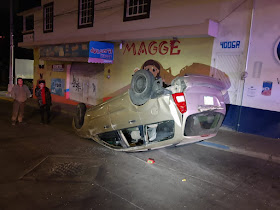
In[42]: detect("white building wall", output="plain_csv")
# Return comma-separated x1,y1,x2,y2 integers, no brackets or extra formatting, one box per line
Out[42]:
32,0,246,44
242,0,280,112
21,0,280,113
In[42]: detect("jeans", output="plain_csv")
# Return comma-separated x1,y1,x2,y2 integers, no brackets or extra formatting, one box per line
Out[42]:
40,104,51,123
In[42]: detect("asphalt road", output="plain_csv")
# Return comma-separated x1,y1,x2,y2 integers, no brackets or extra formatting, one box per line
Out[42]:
0,99,279,210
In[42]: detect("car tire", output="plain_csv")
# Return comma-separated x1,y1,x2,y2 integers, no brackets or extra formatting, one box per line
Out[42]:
74,103,86,129
129,69,155,105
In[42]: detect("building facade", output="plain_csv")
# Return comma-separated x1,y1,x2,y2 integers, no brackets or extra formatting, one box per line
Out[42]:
18,0,280,138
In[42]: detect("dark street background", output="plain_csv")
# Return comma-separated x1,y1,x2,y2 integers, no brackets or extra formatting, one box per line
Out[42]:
0,0,40,89
0,99,279,210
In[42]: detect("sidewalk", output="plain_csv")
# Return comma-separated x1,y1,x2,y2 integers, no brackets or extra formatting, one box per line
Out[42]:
1,91,280,164
199,128,280,164
0,91,76,117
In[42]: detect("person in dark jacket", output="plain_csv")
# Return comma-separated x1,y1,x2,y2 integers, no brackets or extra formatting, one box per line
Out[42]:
35,80,52,124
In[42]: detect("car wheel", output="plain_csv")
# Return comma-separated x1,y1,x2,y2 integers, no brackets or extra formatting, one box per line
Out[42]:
129,69,155,105
74,103,86,129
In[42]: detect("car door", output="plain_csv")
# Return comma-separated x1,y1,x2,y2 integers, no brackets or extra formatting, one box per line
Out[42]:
86,103,112,134
108,92,141,131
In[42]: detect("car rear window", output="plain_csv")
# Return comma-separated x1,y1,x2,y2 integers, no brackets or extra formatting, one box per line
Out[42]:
184,112,224,136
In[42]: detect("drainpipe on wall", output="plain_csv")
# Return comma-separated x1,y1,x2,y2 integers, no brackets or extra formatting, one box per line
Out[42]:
237,0,255,131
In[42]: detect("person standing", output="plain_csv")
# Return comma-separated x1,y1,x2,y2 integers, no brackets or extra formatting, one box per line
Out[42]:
35,80,52,124
10,78,31,125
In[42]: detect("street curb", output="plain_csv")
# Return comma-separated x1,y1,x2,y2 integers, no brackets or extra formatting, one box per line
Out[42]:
0,96,13,102
197,141,280,164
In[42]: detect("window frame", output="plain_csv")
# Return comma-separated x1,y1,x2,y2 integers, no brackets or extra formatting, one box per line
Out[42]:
23,15,34,33
78,0,94,29
123,0,151,22
43,2,54,33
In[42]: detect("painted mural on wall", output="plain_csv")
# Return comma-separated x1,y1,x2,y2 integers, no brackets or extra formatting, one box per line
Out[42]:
51,78,65,96
40,43,89,58
133,59,230,88
114,38,231,102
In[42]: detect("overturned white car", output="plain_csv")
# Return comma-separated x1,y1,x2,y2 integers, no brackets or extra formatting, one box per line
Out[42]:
73,69,227,152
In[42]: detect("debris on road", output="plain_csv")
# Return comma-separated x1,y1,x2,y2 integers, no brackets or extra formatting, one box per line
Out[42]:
147,158,155,164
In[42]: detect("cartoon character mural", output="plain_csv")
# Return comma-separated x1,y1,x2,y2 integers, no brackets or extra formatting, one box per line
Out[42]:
133,59,231,103
134,59,169,88
105,38,231,103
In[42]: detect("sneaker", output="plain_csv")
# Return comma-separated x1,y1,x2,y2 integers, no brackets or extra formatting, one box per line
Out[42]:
18,121,27,125
11,121,16,126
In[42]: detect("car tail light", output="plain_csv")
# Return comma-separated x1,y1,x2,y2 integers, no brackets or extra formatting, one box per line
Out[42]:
172,92,187,113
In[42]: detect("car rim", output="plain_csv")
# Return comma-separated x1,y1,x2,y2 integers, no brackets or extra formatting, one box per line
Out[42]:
135,75,147,93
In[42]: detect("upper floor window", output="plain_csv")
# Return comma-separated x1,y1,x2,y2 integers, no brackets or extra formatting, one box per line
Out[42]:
24,15,34,32
123,0,151,22
78,0,94,29
43,2,54,33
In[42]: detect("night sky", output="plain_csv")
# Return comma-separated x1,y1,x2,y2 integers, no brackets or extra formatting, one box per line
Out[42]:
0,0,41,87
0,0,41,48
0,1,9,37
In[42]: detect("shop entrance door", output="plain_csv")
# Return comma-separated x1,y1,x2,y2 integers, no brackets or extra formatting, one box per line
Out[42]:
69,63,104,105
214,53,244,105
